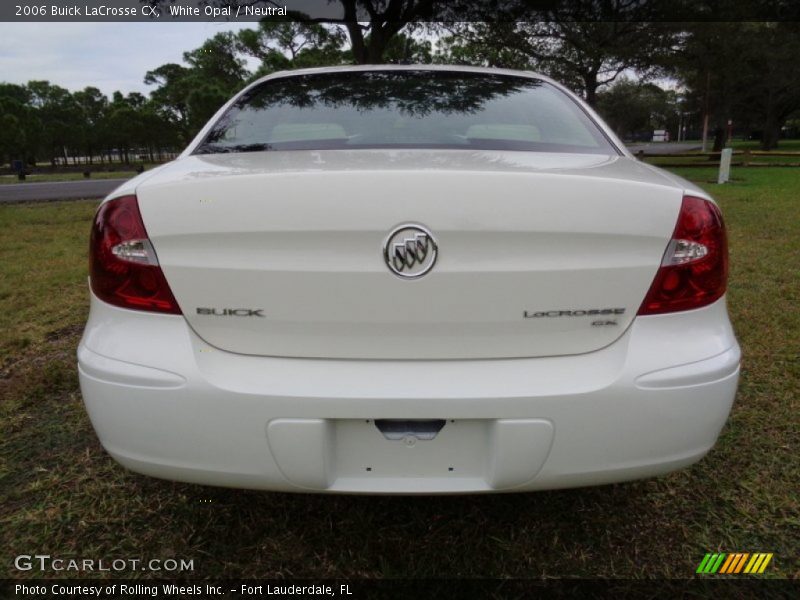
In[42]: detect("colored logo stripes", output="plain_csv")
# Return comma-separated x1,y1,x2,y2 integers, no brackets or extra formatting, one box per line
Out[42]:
696,552,773,574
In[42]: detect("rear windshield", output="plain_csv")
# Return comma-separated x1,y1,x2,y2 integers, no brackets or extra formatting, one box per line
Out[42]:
194,70,617,155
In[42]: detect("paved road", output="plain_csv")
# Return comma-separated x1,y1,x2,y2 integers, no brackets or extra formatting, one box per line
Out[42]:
0,178,129,204
626,142,702,155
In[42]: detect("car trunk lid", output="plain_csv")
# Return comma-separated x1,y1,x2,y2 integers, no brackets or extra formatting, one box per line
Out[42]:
135,150,682,359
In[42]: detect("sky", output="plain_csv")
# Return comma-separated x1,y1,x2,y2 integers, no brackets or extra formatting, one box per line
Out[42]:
0,22,260,97
0,21,673,101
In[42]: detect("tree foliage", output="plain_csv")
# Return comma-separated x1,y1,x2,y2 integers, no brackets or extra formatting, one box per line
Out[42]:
237,22,349,76
437,20,677,106
0,81,180,167
669,22,800,150
144,32,251,135
4,13,800,165
596,79,680,141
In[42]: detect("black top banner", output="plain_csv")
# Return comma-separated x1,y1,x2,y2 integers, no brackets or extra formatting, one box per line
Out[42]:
2,0,800,23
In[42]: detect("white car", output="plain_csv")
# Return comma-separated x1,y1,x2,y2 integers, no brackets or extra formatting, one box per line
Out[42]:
78,65,739,493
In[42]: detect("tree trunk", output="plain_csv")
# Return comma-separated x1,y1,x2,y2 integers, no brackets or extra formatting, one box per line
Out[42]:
712,126,725,152
366,28,389,63
343,0,366,64
584,85,598,107
760,127,780,151
341,0,406,65
760,111,781,150
582,69,600,107
366,43,384,63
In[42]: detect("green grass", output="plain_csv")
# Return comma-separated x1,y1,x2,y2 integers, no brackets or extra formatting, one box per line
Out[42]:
729,139,800,152
0,172,133,185
1,171,798,579
638,141,800,169
0,162,166,185
644,155,800,169
0,172,136,185
0,200,97,360
665,139,800,152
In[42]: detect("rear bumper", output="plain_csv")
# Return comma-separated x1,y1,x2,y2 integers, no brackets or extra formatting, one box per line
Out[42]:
78,293,739,493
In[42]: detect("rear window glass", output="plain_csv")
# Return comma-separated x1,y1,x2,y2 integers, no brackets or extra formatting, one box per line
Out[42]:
195,70,616,155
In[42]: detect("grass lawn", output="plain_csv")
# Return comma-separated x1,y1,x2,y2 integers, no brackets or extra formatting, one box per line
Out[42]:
0,162,166,185
638,140,800,169
1,169,798,580
730,139,800,152
0,172,136,185
666,139,800,153
644,155,800,168
0,169,136,185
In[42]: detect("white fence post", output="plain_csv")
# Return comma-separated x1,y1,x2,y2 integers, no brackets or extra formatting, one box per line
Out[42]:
718,148,733,184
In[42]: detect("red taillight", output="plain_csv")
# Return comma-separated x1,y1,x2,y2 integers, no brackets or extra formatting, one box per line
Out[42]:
89,195,181,314
638,195,728,315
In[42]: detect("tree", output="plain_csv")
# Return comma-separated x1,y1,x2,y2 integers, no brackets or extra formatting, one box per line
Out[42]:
105,92,146,163
670,22,800,150
439,18,676,106
0,79,186,168
332,0,437,64
140,100,183,161
0,84,39,167
181,32,250,131
27,81,83,165
74,87,108,163
145,33,251,140
147,0,442,64
377,29,431,64
237,21,347,76
725,22,800,150
144,63,193,141
597,79,680,141
183,32,249,91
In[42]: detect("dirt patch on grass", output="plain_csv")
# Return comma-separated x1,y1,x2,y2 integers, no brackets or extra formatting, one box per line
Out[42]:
44,323,84,342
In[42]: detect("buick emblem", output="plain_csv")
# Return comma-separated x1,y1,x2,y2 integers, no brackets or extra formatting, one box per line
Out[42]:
383,224,438,279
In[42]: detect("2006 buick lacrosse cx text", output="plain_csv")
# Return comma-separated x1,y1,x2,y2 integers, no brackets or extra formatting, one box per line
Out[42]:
77,65,740,494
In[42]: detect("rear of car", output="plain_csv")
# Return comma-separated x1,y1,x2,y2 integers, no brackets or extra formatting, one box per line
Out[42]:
78,66,739,493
